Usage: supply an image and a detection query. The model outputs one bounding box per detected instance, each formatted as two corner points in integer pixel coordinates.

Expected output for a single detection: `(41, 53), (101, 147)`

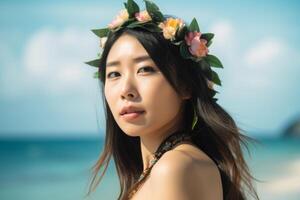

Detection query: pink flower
(135, 10), (152, 22)
(185, 32), (200, 45)
(185, 32), (209, 57)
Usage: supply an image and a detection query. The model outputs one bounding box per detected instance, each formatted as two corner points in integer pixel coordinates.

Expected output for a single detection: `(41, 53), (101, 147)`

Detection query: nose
(120, 75), (138, 101)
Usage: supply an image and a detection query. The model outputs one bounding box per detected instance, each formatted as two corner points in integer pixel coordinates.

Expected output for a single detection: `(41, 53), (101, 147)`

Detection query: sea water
(0, 135), (299, 200)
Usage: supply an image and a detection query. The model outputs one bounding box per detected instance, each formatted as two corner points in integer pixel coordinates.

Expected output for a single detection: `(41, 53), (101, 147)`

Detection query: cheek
(142, 77), (182, 125)
(104, 84), (118, 117)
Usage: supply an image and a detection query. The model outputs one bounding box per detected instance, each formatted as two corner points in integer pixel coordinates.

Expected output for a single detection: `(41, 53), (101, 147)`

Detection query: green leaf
(196, 59), (214, 81)
(205, 54), (223, 68)
(145, 0), (164, 22)
(211, 70), (222, 86)
(120, 18), (136, 28)
(212, 97), (219, 102)
(144, 0), (159, 12)
(143, 23), (162, 32)
(198, 59), (210, 72)
(180, 43), (192, 59)
(127, 0), (140, 17)
(124, 2), (128, 9)
(85, 58), (101, 68)
(191, 56), (205, 63)
(126, 21), (146, 28)
(207, 40), (212, 47)
(189, 18), (200, 32)
(111, 26), (123, 32)
(208, 89), (217, 98)
(191, 108), (198, 130)
(93, 71), (100, 79)
(91, 28), (109, 38)
(126, 21), (160, 32)
(201, 33), (214, 43)
(175, 26), (188, 41)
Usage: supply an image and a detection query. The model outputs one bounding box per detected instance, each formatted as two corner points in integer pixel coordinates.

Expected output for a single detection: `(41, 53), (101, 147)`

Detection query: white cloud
(244, 38), (284, 66)
(24, 27), (97, 84)
(208, 20), (237, 64)
(1, 27), (100, 98)
(0, 27), (105, 134)
(209, 20), (234, 48)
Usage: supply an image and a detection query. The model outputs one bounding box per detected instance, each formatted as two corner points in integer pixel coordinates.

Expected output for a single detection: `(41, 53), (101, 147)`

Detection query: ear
(182, 94), (191, 100)
(181, 89), (192, 100)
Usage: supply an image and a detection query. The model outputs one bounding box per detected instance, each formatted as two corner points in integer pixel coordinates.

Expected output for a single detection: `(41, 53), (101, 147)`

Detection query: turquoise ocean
(0, 135), (299, 200)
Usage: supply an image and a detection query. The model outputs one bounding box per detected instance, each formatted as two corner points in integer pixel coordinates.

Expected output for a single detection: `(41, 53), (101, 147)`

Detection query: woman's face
(104, 34), (188, 137)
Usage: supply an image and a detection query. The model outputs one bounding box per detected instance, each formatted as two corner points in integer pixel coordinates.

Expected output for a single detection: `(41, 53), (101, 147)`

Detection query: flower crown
(86, 0), (223, 100)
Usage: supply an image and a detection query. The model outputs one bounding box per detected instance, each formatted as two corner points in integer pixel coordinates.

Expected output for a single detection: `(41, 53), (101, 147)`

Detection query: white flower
(206, 78), (214, 89)
(108, 9), (129, 29)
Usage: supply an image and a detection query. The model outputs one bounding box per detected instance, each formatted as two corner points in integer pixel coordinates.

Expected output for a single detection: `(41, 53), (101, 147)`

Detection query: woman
(86, 1), (259, 199)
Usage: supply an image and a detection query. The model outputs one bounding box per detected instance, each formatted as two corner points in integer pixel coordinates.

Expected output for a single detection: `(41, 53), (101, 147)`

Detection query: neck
(139, 101), (188, 171)
(139, 119), (185, 171)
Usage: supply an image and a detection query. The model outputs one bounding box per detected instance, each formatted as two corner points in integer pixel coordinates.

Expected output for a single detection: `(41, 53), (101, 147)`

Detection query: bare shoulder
(150, 143), (223, 200)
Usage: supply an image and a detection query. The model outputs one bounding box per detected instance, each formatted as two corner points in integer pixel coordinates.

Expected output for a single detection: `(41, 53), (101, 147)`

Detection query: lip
(119, 105), (145, 121)
(121, 111), (145, 121)
(120, 105), (145, 115)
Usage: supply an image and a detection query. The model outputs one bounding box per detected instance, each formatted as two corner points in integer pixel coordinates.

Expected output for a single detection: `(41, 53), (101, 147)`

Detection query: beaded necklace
(127, 130), (198, 199)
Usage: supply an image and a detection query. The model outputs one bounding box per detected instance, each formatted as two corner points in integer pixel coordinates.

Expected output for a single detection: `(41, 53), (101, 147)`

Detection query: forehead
(106, 34), (149, 62)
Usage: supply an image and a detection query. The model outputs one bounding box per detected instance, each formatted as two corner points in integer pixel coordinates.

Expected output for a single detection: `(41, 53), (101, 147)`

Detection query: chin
(119, 125), (145, 138)
(124, 132), (140, 138)
(116, 118), (148, 136)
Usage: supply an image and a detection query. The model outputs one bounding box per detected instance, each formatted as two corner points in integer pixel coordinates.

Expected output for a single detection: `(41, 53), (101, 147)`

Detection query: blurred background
(0, 0), (299, 199)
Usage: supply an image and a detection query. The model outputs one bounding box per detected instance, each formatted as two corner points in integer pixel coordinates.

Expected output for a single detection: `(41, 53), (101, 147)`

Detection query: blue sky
(0, 0), (300, 138)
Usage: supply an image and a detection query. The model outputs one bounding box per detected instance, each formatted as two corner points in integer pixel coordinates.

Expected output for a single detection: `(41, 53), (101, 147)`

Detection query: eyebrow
(106, 55), (152, 67)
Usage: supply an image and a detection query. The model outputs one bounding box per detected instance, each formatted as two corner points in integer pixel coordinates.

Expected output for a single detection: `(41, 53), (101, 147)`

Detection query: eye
(138, 66), (156, 73)
(107, 71), (120, 79)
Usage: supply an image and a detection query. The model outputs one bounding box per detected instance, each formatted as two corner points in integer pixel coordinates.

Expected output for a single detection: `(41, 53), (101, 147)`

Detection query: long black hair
(87, 27), (259, 200)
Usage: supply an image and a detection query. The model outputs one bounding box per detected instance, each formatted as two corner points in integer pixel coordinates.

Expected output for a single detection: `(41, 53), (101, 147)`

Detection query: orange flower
(159, 18), (184, 40)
